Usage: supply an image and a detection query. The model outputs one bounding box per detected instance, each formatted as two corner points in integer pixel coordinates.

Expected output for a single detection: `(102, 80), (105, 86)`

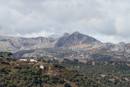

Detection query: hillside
(0, 58), (102, 87)
(49, 59), (130, 87)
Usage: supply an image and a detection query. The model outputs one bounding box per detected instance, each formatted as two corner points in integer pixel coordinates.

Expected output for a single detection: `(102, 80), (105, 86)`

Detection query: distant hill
(118, 42), (126, 46)
(125, 43), (130, 47)
(0, 36), (57, 52)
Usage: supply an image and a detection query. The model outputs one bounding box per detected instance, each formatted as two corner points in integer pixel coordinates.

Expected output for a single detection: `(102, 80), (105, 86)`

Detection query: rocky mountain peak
(0, 31), (102, 52)
(54, 31), (102, 48)
(62, 33), (70, 37)
(72, 31), (81, 36)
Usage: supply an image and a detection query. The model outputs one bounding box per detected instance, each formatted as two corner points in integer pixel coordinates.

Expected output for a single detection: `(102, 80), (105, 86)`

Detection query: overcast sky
(0, 0), (130, 43)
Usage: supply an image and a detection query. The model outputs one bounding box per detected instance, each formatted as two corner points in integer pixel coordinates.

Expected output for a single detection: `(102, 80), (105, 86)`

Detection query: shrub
(58, 78), (65, 84)
(64, 82), (71, 87)
(11, 62), (15, 66)
(12, 58), (17, 61)
(70, 66), (74, 69)
(41, 59), (46, 63)
(0, 57), (3, 61)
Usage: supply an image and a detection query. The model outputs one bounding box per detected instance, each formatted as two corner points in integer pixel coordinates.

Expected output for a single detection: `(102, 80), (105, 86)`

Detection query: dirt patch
(100, 74), (107, 77)
(124, 77), (129, 81)
(79, 60), (87, 63)
(109, 78), (115, 82)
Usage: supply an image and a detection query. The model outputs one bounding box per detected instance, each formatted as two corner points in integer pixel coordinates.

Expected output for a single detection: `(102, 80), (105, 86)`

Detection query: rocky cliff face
(54, 31), (102, 48)
(0, 36), (57, 52)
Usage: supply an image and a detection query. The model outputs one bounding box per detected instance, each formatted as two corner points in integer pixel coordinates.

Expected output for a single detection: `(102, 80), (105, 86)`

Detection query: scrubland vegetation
(0, 58), (101, 87)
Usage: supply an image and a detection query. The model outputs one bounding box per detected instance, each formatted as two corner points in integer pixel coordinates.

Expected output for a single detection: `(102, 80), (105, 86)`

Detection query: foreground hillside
(0, 58), (101, 87)
(52, 59), (130, 87)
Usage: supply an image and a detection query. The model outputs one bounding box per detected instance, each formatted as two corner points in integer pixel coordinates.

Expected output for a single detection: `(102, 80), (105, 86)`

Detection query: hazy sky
(0, 0), (130, 43)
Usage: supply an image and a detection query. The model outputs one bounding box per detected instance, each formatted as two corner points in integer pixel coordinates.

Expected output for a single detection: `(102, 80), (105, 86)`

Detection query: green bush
(58, 78), (65, 84)
(10, 62), (15, 66)
(64, 82), (71, 87)
(41, 59), (46, 63)
(70, 66), (74, 69)
(0, 57), (3, 61)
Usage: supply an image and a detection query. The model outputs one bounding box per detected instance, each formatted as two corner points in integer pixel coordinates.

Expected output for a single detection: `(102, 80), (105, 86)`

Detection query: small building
(40, 65), (44, 69)
(19, 59), (27, 61)
(30, 59), (37, 62)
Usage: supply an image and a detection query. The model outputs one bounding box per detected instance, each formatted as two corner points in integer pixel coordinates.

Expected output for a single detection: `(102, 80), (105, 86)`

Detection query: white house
(40, 65), (44, 69)
(30, 59), (37, 62)
(19, 59), (27, 61)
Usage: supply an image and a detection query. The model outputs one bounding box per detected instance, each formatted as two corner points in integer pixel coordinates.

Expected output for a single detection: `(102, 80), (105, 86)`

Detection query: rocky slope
(0, 36), (57, 52)
(55, 31), (102, 48)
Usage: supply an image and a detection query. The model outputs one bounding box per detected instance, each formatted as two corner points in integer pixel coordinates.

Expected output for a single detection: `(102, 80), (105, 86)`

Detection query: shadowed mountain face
(54, 31), (101, 48)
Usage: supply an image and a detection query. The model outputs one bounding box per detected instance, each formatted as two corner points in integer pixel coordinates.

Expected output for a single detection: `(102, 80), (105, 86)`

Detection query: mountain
(0, 36), (57, 52)
(55, 31), (102, 48)
(125, 43), (130, 47)
(1, 31), (130, 61)
(118, 42), (126, 46)
(0, 31), (102, 52)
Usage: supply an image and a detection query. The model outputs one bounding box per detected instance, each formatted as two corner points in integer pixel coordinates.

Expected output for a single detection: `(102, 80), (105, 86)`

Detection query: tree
(41, 59), (46, 63)
(0, 57), (3, 61)
(47, 59), (52, 63)
(0, 51), (13, 58)
(58, 78), (65, 84)
(64, 82), (71, 87)
(11, 62), (15, 66)
(73, 59), (78, 62)
(70, 66), (74, 69)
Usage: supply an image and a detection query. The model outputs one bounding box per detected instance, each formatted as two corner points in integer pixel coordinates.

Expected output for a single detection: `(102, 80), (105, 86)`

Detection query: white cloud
(16, 30), (54, 38)
(0, 0), (130, 43)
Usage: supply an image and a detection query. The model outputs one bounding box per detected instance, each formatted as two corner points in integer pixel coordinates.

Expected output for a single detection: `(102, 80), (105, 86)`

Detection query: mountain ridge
(54, 31), (102, 48)
(1, 31), (130, 61)
(0, 31), (102, 52)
